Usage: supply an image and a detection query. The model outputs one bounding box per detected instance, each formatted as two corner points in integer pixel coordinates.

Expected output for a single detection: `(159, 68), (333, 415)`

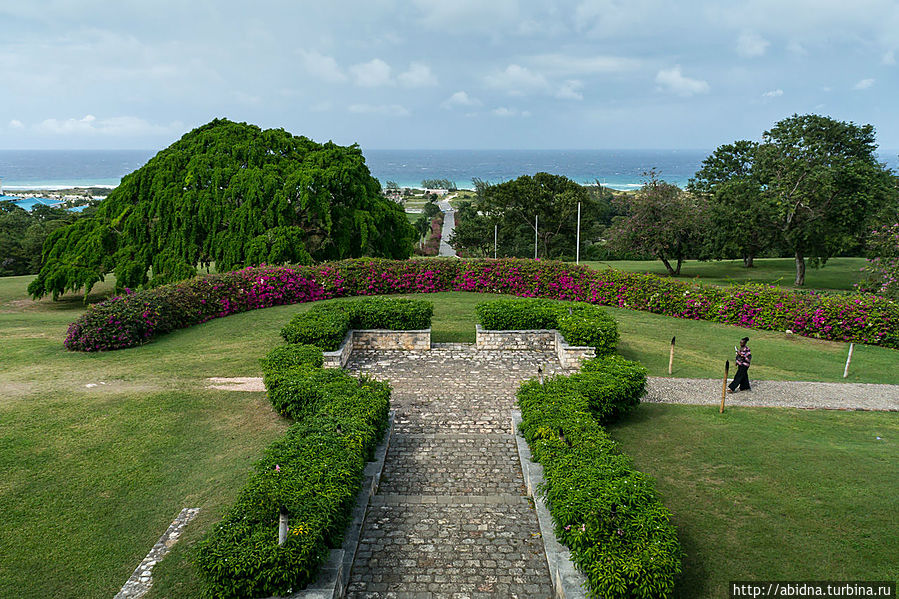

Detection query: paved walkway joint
(114, 507), (200, 599)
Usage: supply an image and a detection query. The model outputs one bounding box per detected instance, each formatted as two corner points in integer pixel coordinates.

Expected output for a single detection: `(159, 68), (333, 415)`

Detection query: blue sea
(2, 148), (898, 199)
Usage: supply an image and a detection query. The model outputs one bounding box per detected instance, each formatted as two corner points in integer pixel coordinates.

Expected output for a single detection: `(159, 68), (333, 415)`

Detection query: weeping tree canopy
(28, 119), (415, 299)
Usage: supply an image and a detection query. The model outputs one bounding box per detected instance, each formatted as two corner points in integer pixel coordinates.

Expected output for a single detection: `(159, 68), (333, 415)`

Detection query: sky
(1, 0), (897, 152)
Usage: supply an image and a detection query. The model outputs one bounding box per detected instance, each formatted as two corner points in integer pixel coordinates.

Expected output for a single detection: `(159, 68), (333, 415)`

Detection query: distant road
(437, 198), (457, 257)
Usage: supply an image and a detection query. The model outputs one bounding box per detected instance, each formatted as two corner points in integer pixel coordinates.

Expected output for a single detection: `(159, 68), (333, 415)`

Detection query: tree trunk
(794, 251), (806, 286)
(743, 255), (754, 268)
(660, 257), (676, 276)
(674, 257), (683, 275)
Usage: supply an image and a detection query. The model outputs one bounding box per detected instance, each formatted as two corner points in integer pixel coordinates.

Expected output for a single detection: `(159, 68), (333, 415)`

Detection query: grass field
(608, 404), (899, 598)
(583, 257), (867, 291)
(0, 275), (896, 598)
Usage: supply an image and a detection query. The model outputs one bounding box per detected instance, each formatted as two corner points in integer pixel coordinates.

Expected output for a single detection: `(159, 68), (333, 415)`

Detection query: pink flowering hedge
(65, 258), (899, 351)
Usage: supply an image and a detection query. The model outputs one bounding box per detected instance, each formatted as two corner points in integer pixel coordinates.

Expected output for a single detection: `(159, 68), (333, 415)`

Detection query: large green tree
(449, 173), (604, 259)
(688, 141), (781, 267)
(606, 172), (707, 275)
(28, 119), (415, 299)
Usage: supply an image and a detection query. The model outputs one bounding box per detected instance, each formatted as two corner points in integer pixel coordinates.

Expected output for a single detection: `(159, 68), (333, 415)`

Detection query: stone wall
(475, 325), (555, 351)
(476, 325), (595, 369)
(324, 330), (431, 368)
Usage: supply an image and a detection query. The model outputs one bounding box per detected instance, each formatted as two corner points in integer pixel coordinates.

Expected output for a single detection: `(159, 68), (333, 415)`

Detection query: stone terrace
(344, 345), (573, 599)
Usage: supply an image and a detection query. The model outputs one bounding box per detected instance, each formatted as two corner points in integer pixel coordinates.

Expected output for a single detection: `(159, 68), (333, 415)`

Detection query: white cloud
(762, 88), (784, 97)
(8, 119), (24, 129)
(485, 64), (549, 95)
(297, 50), (346, 83)
(787, 41), (808, 56)
(492, 107), (531, 118)
(398, 62), (438, 88)
(853, 78), (875, 90)
(655, 66), (710, 97)
(348, 103), (410, 116)
(737, 32), (770, 58)
(528, 53), (641, 75)
(441, 91), (481, 109)
(556, 80), (585, 100)
(35, 115), (181, 136)
(882, 50), (896, 65)
(310, 101), (332, 112)
(412, 0), (518, 31)
(349, 59), (393, 87)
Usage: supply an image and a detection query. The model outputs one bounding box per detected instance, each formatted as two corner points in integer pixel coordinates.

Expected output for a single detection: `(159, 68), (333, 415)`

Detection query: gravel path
(647, 377), (899, 411)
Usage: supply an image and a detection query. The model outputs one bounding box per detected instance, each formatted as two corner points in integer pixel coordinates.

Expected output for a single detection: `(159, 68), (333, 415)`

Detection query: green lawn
(607, 404), (899, 597)
(0, 276), (896, 598)
(583, 257), (867, 291)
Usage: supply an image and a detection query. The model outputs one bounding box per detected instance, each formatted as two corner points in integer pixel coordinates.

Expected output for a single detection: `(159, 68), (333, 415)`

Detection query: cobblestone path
(345, 345), (571, 599)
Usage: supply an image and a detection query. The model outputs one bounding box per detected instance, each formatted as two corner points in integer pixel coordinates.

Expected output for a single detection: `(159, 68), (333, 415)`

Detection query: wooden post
(843, 343), (854, 378)
(668, 336), (676, 375)
(278, 507), (288, 546)
(720, 360), (729, 414)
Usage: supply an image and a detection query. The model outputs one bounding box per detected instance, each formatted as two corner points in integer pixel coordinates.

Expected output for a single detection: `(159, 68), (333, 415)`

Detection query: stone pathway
(344, 346), (570, 598)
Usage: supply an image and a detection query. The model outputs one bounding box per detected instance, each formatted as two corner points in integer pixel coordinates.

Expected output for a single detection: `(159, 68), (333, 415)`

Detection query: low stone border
(115, 507), (200, 599)
(323, 330), (431, 368)
(476, 325), (595, 369)
(511, 410), (587, 599)
(276, 410), (395, 599)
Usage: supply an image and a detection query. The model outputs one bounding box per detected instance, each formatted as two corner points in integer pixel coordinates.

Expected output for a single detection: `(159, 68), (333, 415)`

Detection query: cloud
(787, 41), (808, 56)
(8, 119), (24, 130)
(412, 0), (518, 31)
(528, 53), (641, 75)
(34, 115), (182, 136)
(297, 50), (347, 83)
(485, 64), (549, 95)
(441, 91), (481, 109)
(882, 50), (896, 65)
(853, 78), (875, 90)
(556, 80), (585, 100)
(655, 66), (710, 97)
(348, 104), (410, 116)
(762, 89), (784, 97)
(492, 107), (531, 118)
(736, 32), (770, 57)
(398, 62), (438, 88)
(349, 59), (393, 87)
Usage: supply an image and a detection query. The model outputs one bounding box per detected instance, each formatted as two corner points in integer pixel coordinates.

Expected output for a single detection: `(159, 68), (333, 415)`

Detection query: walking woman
(728, 337), (752, 393)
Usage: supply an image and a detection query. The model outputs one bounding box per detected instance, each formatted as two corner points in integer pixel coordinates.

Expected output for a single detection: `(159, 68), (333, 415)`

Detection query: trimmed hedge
(476, 298), (619, 356)
(517, 356), (681, 598)
(280, 296), (434, 350)
(64, 259), (899, 351)
(194, 324), (392, 597)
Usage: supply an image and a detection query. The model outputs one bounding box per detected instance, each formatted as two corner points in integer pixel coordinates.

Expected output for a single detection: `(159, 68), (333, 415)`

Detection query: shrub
(280, 306), (351, 351)
(280, 296), (434, 350)
(195, 308), (392, 598)
(517, 359), (681, 599)
(66, 258), (899, 352)
(477, 297), (619, 356)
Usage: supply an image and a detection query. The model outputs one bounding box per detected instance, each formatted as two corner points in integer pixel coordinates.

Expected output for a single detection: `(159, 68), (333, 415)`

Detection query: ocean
(2, 148), (897, 194)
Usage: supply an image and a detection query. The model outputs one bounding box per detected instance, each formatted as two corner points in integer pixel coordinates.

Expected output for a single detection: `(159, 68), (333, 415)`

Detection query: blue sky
(1, 0), (897, 152)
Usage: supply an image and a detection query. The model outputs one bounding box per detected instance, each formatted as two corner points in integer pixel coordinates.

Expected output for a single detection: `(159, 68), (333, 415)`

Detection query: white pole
(534, 215), (538, 259)
(494, 223), (497, 259)
(843, 343), (854, 378)
(278, 508), (288, 545)
(576, 202), (581, 265)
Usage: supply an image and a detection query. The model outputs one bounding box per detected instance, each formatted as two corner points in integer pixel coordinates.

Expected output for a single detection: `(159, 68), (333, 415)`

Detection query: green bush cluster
(281, 296), (434, 351)
(517, 356), (681, 599)
(476, 298), (619, 356)
(194, 335), (391, 597)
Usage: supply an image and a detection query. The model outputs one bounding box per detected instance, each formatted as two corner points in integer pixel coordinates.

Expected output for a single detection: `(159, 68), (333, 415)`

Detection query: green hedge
(477, 298), (619, 356)
(281, 296), (434, 351)
(195, 325), (392, 597)
(517, 356), (682, 599)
